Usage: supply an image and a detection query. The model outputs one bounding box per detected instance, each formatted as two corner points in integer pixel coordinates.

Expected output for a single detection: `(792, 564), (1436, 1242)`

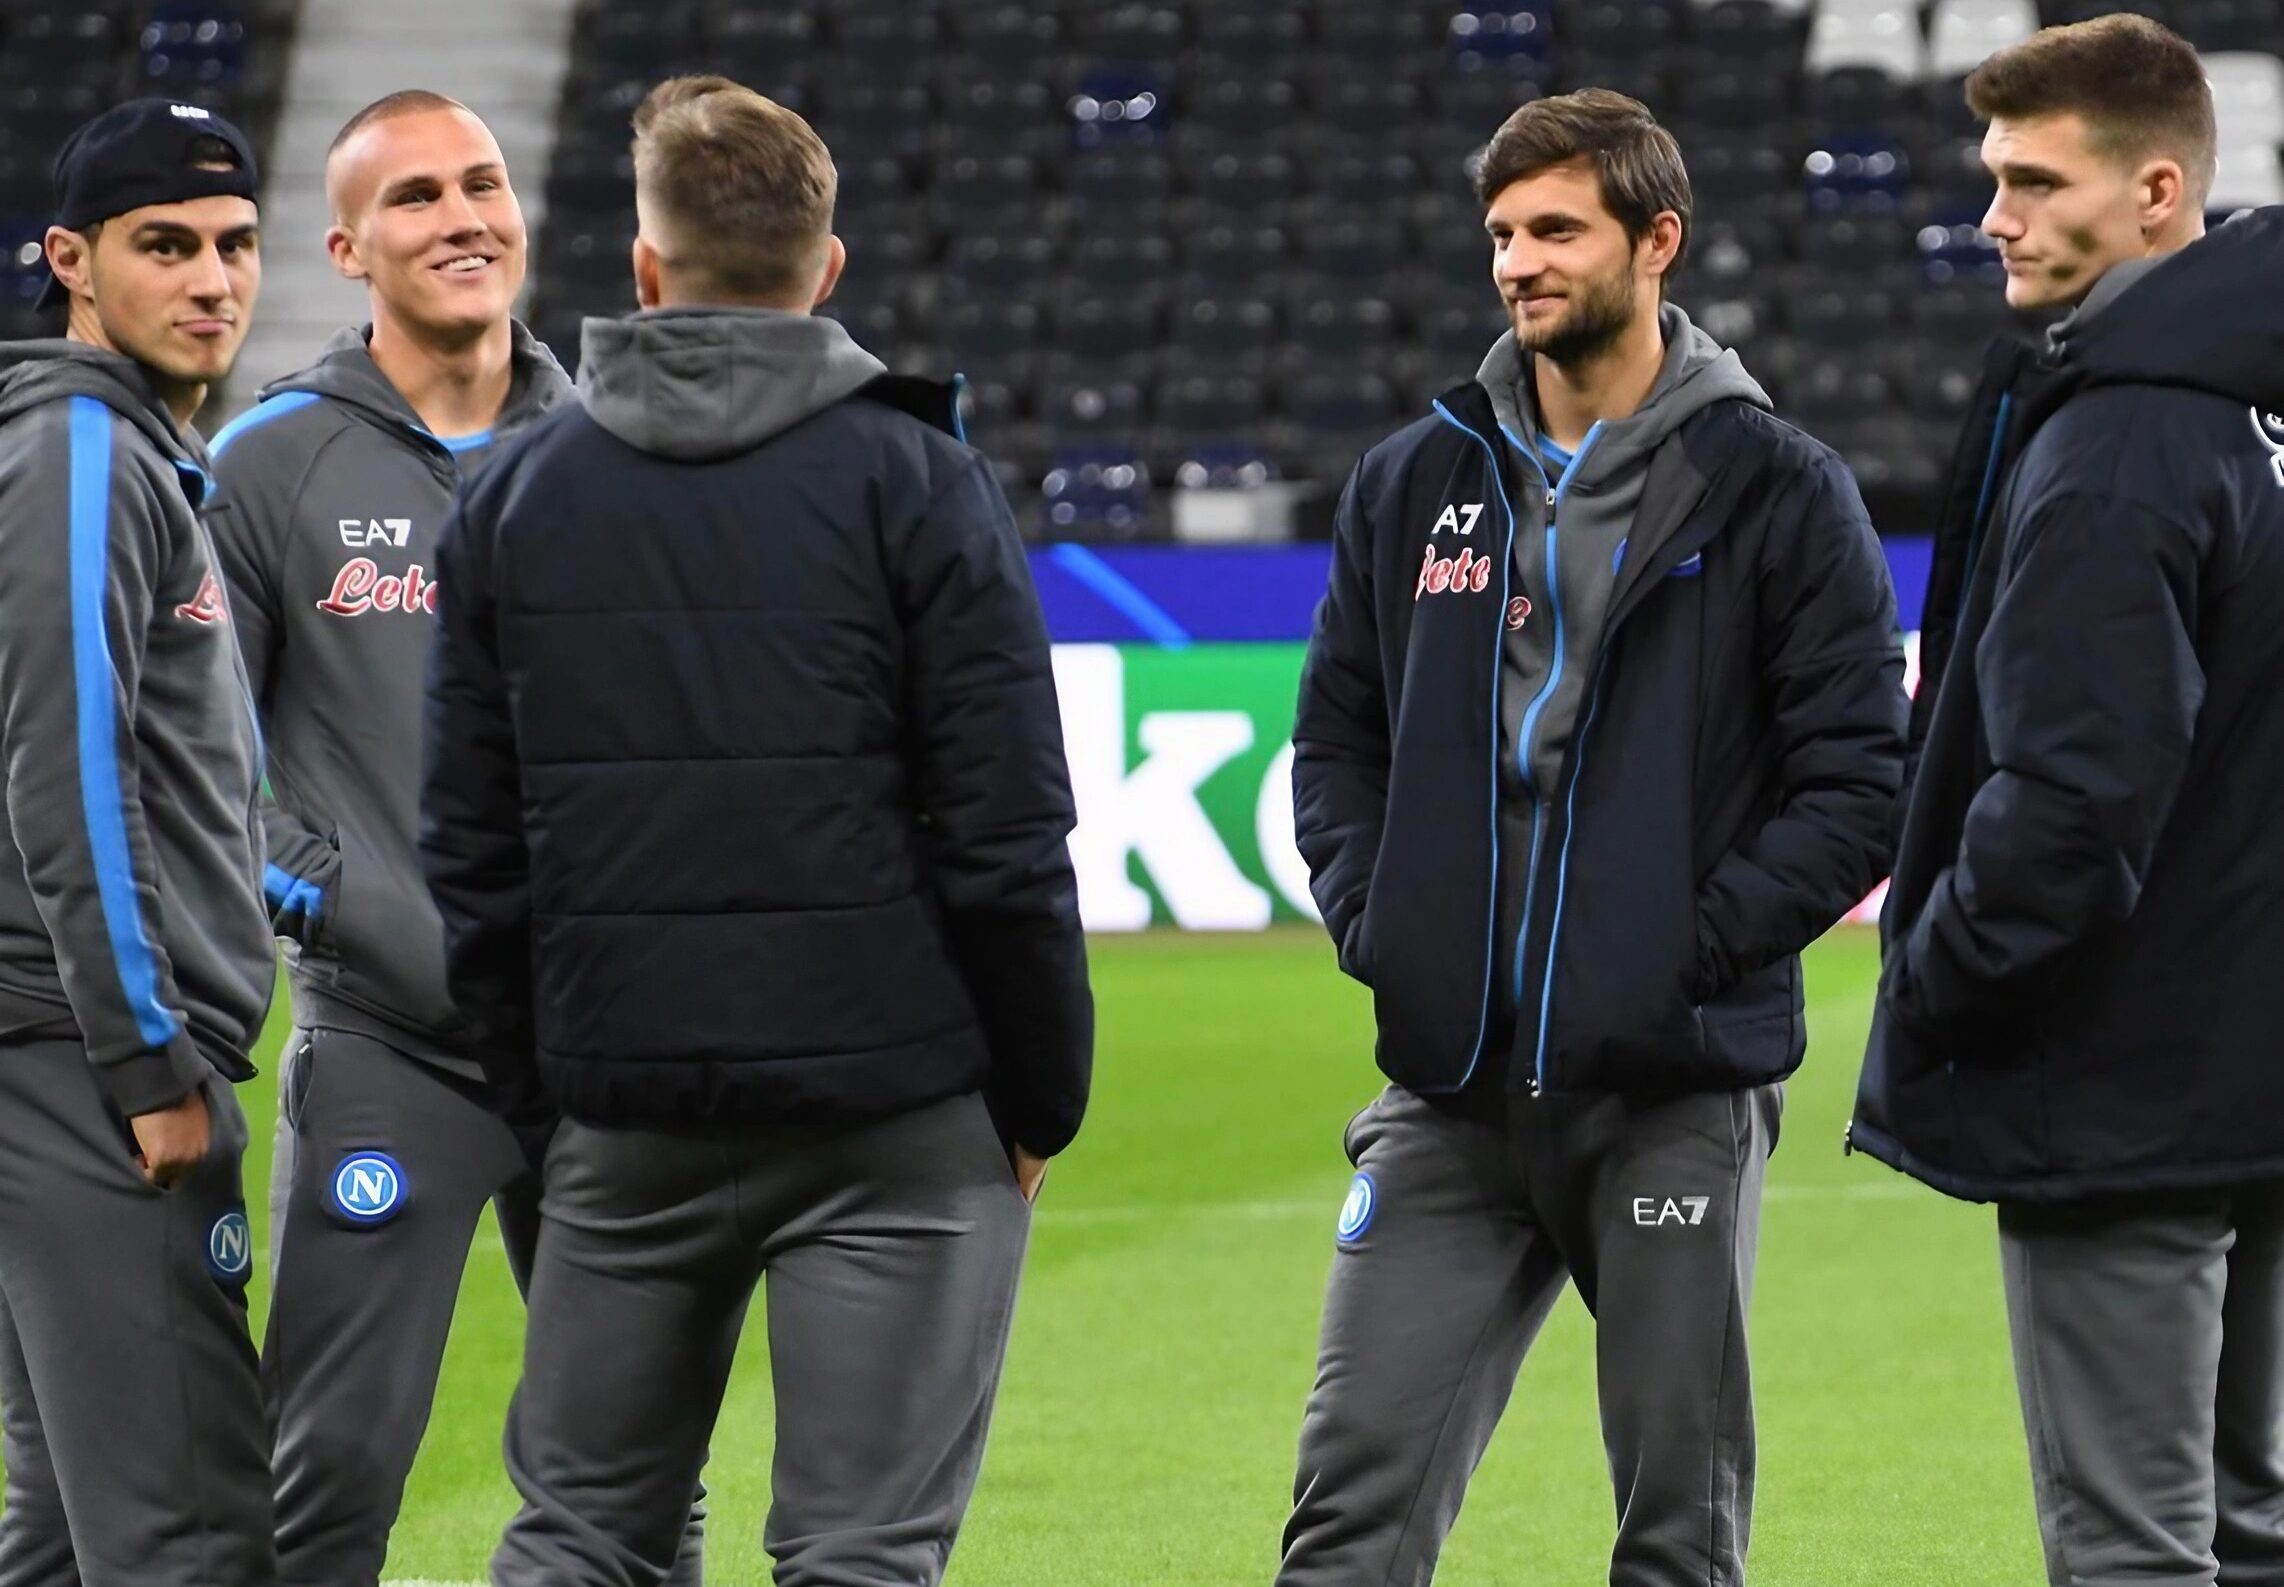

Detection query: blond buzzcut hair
(631, 75), (837, 302)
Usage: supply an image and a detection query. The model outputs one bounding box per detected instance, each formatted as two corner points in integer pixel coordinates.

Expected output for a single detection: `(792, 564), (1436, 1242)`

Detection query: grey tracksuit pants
(492, 1089), (1031, 1587)
(265, 1028), (703, 1587)
(1277, 1082), (1778, 1587)
(1999, 1184), (2284, 1587)
(0, 1036), (274, 1587)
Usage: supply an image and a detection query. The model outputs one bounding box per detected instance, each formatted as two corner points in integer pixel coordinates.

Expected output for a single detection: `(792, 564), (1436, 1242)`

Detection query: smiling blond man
(0, 99), (276, 1587)
(196, 91), (682, 1587)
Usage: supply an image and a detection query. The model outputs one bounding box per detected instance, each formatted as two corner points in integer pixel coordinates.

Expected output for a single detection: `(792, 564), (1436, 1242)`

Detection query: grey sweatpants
(265, 1027), (704, 1587)
(492, 1089), (1031, 1587)
(2000, 1184), (2284, 1587)
(0, 1035), (274, 1587)
(1277, 1082), (1778, 1587)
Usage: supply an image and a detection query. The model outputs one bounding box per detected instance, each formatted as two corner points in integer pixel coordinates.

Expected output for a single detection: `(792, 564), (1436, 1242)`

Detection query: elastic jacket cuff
(95, 1032), (208, 1118)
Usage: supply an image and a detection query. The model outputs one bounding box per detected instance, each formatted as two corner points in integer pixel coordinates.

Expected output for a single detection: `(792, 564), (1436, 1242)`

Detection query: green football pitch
(232, 926), (2044, 1586)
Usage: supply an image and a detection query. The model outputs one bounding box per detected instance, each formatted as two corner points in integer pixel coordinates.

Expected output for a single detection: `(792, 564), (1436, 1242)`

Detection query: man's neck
(64, 318), (205, 427)
(367, 310), (515, 439)
(1531, 306), (1667, 453)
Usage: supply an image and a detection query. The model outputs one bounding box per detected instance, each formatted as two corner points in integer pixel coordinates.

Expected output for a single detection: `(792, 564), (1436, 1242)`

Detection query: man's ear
(810, 235), (847, 310)
(326, 223), (366, 283)
(2135, 156), (2191, 240)
(632, 234), (663, 311)
(1639, 210), (1685, 284)
(43, 225), (95, 302)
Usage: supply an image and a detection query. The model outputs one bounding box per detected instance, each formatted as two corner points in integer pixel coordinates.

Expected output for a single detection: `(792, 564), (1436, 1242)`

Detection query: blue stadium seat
(1916, 213), (2003, 287)
(1069, 66), (1170, 150)
(1042, 444), (1153, 539)
(141, 2), (246, 91)
(1449, 3), (1558, 71)
(1805, 132), (1912, 215)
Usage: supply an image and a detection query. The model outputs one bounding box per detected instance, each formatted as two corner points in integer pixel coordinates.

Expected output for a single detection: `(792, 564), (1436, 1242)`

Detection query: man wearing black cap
(0, 100), (277, 1587)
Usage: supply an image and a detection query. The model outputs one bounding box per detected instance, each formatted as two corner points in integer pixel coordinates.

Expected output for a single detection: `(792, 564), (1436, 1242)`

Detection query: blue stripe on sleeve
(263, 864), (325, 920)
(68, 397), (180, 1049)
(208, 390), (320, 459)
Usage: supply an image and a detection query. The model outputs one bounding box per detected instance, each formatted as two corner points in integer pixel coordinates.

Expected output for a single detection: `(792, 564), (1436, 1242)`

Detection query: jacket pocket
(1697, 956), (1806, 1086)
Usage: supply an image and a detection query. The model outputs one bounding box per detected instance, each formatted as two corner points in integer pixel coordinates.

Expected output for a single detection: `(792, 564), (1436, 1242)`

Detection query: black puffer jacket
(1854, 208), (2284, 1202)
(421, 309), (1092, 1154)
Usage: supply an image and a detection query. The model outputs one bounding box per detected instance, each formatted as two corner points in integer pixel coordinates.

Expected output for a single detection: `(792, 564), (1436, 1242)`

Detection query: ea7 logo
(2253, 407), (2284, 488)
(1433, 502), (1485, 536)
(340, 517), (413, 548)
(1633, 1196), (1711, 1227)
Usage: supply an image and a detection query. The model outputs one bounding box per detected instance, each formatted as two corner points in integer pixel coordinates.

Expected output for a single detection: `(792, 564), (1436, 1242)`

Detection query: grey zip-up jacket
(0, 342), (273, 1112)
(206, 324), (571, 1076)
(1477, 304), (1776, 1087)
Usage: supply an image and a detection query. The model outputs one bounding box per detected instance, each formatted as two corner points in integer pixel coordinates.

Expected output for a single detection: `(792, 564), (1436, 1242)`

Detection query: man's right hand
(130, 1087), (212, 1188)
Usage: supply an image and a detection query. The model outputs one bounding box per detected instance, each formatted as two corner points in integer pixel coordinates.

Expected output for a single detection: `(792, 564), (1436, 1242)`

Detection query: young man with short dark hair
(0, 98), (276, 1587)
(1853, 18), (2284, 1583)
(1279, 89), (1906, 1586)
(421, 76), (1091, 1587)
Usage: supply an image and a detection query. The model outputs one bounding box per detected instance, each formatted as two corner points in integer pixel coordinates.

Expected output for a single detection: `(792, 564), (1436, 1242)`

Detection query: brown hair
(328, 89), (471, 159)
(1966, 16), (2216, 204)
(631, 75), (837, 302)
(1473, 88), (1692, 282)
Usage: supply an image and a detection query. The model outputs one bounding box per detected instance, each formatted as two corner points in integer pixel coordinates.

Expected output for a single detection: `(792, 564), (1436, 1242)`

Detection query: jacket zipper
(1429, 400), (1524, 1087)
(1497, 421), (1604, 1093)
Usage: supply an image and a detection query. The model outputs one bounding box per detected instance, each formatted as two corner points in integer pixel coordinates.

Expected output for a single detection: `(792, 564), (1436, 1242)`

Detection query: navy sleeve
(1292, 461), (1391, 981)
(418, 475), (542, 1123)
(1695, 454), (1908, 996)
(893, 453), (1093, 1156)
(1888, 491), (2205, 1031)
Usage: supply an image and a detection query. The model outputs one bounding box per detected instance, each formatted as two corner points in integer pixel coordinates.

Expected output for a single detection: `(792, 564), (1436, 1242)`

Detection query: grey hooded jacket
(0, 342), (273, 1112)
(206, 323), (571, 1076)
(1476, 304), (1777, 1089)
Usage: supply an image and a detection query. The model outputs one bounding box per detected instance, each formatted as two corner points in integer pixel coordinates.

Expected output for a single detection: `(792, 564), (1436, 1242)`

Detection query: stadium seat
(1915, 210), (2002, 286)
(946, 4), (1067, 74)
(1154, 372), (1270, 434)
(944, 232), (1059, 296)
(1169, 295), (1283, 370)
(141, 1), (247, 92)
(1192, 151), (1299, 214)
(1186, 75), (1300, 143)
(1069, 66), (1170, 149)
(1567, 0), (1685, 57)
(1041, 444), (1153, 539)
(1068, 233), (1180, 293)
(1192, 8), (1307, 64)
(1449, 3), (1559, 71)
(1296, 220), (1407, 283)
(1805, 0), (1928, 81)
(1318, 1), (1443, 57)
(1805, 132), (1913, 214)
(1927, 0), (2039, 78)
(2211, 144), (2284, 210)
(1286, 297), (1401, 358)
(2208, 52), (2284, 148)
(1181, 222), (1293, 291)
(1069, 4), (1187, 62)
(2172, 0), (2284, 49)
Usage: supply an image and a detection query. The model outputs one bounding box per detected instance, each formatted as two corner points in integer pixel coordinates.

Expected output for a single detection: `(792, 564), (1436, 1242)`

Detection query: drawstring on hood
(576, 308), (888, 462)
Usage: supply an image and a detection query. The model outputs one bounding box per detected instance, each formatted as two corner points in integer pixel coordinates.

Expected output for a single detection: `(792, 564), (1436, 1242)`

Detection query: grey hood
(1478, 300), (1771, 483)
(576, 308), (887, 462)
(263, 320), (572, 446)
(0, 340), (207, 471)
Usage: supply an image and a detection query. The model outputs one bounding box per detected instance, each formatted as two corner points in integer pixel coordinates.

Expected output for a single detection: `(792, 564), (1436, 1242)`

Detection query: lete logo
(1417, 544), (1493, 600)
(318, 558), (438, 616)
(174, 570), (226, 625)
(2254, 407), (2284, 488)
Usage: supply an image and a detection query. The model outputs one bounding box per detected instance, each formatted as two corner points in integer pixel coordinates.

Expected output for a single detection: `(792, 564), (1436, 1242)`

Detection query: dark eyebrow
(380, 173), (440, 204)
(462, 161), (505, 182)
(1488, 210), (1593, 235)
(1994, 161), (2068, 186)
(129, 221), (201, 245)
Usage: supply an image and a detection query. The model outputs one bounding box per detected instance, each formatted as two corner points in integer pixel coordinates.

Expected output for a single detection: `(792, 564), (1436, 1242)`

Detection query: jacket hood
(575, 308), (888, 462)
(1477, 300), (1770, 481)
(2045, 205), (2284, 416)
(0, 340), (205, 469)
(261, 320), (574, 441)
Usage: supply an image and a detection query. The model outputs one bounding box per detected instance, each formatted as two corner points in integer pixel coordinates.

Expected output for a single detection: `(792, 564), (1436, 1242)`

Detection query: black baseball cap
(38, 98), (260, 310)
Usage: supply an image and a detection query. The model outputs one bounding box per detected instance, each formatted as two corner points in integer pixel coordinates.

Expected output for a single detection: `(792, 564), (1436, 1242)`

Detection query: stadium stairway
(223, 0), (580, 416)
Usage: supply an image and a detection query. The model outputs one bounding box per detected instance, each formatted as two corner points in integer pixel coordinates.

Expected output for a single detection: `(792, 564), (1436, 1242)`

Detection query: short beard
(1517, 266), (1637, 370)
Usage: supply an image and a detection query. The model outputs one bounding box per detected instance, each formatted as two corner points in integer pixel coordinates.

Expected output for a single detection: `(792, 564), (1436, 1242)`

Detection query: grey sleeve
(208, 441), (339, 943)
(0, 397), (206, 1115)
